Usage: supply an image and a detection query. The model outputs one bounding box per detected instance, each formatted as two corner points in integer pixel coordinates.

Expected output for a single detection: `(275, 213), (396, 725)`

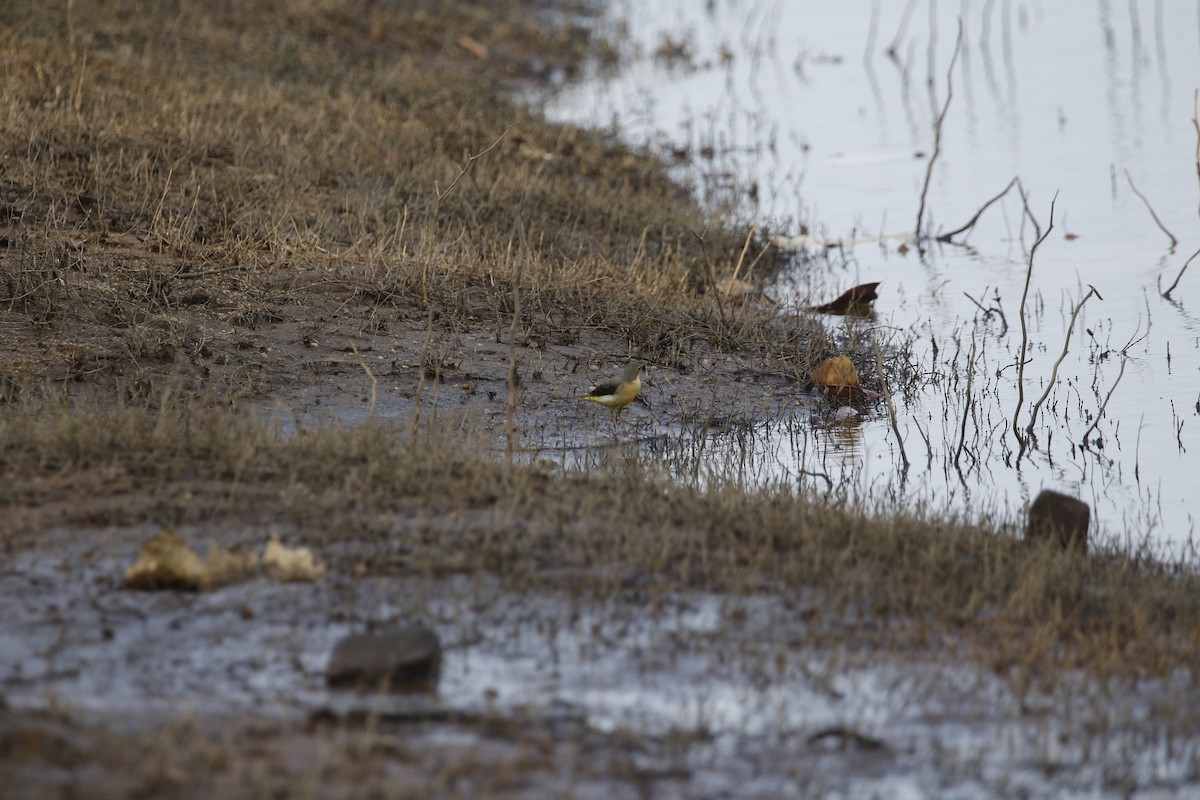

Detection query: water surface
(544, 0), (1200, 555)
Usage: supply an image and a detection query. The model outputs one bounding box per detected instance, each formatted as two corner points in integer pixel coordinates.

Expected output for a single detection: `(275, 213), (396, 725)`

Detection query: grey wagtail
(582, 362), (642, 422)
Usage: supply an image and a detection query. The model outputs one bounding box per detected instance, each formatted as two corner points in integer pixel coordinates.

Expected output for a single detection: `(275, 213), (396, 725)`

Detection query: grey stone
(327, 626), (441, 692)
(1026, 490), (1090, 553)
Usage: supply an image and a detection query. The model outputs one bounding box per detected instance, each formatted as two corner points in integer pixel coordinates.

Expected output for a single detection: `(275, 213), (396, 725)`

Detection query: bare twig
(506, 226), (525, 461)
(172, 265), (251, 280)
(954, 329), (976, 470)
(938, 176), (1042, 244)
(691, 227), (727, 326)
(1162, 244), (1199, 299)
(1193, 88), (1199, 218)
(352, 345), (378, 422)
(731, 225), (757, 282)
(1080, 353), (1127, 449)
(1125, 168), (1178, 249)
(1013, 193), (1057, 452)
(938, 177), (1018, 242)
(724, 225), (763, 284)
(1026, 284), (1102, 439)
(916, 18), (963, 241)
(872, 340), (909, 471)
(1014, 177), (1042, 241)
(435, 123), (516, 203)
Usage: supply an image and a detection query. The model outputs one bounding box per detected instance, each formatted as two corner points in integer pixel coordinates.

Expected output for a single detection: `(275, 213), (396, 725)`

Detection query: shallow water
(542, 0), (1200, 556)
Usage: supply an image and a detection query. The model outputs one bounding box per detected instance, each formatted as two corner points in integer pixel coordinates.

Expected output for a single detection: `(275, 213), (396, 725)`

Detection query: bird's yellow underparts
(583, 362), (642, 422)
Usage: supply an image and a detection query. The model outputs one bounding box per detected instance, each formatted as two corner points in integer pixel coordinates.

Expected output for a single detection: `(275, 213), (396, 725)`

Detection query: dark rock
(1026, 490), (1090, 553)
(327, 626), (441, 692)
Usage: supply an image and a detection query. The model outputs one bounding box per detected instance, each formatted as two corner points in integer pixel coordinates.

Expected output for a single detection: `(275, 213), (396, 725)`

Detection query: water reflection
(543, 0), (1200, 555)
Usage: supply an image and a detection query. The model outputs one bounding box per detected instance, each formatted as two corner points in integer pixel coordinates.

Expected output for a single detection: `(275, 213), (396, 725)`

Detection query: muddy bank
(5, 526), (1200, 798)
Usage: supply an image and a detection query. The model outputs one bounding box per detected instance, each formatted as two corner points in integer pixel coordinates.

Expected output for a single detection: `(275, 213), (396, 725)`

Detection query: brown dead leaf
(262, 536), (324, 582)
(812, 356), (860, 399)
(123, 529), (210, 591)
(812, 356), (879, 401)
(810, 282), (881, 315)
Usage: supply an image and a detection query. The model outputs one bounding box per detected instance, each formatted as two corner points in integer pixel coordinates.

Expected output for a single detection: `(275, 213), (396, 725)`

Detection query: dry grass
(1, 0), (1195, 706)
(1, 0), (826, 401)
(2, 395), (1198, 681)
(0, 705), (612, 799)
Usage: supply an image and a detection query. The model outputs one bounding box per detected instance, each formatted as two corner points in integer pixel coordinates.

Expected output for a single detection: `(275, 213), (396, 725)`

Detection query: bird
(582, 362), (642, 423)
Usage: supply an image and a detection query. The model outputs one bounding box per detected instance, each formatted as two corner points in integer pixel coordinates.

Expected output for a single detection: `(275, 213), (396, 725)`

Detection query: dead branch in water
(1026, 284), (1103, 441)
(1080, 353), (1127, 450)
(915, 18), (963, 242)
(1014, 178), (1042, 242)
(954, 329), (977, 470)
(938, 176), (1041, 243)
(1125, 168), (1178, 249)
(1162, 245), (1199, 299)
(1013, 193), (1057, 453)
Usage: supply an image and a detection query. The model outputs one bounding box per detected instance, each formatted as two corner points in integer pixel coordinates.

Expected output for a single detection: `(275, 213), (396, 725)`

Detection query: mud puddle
(4, 526), (1199, 797)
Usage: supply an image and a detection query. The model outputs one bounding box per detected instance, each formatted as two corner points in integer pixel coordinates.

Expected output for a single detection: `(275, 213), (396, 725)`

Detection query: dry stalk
(1193, 88), (1199, 218)
(410, 306), (435, 435)
(691, 227), (728, 327)
(731, 225), (757, 282)
(1080, 353), (1127, 449)
(1162, 244), (1199, 300)
(1014, 178), (1042, 241)
(352, 345), (378, 422)
(72, 50), (87, 114)
(1013, 193), (1057, 452)
(915, 18), (963, 241)
(954, 329), (976, 469)
(939, 177), (1018, 243)
(872, 340), (909, 472)
(1026, 284), (1102, 440)
(435, 123), (515, 204)
(938, 176), (1040, 243)
(1124, 168), (1177, 249)
(506, 228), (525, 462)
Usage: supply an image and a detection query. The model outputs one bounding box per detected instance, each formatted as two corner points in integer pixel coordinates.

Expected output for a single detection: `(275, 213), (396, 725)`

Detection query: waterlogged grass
(2, 397), (1198, 681)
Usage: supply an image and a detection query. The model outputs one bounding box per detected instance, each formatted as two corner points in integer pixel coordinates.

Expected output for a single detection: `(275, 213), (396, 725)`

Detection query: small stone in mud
(327, 627), (441, 692)
(1026, 490), (1090, 553)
